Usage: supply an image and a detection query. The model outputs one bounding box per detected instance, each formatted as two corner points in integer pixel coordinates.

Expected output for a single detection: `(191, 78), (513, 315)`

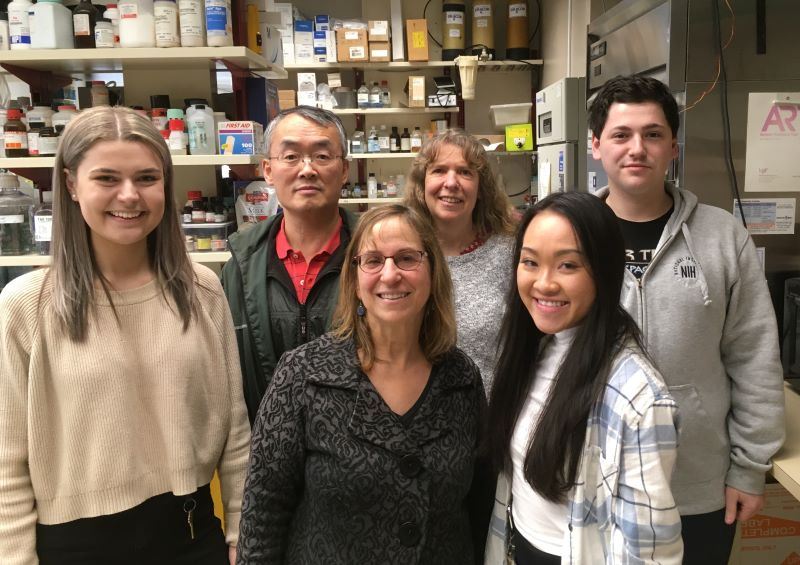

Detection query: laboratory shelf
(284, 60), (543, 72)
(333, 107), (459, 115)
(0, 47), (287, 79)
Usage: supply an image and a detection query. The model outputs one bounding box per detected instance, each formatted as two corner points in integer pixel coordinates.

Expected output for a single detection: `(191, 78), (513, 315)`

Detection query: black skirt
(36, 484), (228, 565)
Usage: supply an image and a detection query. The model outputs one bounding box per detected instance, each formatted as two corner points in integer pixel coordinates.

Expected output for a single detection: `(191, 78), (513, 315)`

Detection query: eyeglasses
(353, 250), (427, 274)
(268, 152), (344, 168)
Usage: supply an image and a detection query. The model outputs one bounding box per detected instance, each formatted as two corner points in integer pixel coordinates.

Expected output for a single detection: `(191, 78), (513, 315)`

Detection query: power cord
(712, 0), (747, 229)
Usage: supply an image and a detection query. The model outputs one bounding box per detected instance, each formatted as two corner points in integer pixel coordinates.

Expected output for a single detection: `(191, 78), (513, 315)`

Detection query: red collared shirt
(276, 216), (343, 304)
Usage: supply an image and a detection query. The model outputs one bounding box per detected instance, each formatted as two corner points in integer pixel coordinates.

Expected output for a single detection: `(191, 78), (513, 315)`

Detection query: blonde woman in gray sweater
(405, 130), (516, 392)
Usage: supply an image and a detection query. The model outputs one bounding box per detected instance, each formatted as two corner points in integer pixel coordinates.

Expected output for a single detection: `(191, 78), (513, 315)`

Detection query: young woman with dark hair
(485, 192), (682, 564)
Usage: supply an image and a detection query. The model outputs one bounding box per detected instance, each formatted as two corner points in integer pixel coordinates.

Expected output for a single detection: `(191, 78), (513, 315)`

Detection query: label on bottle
(27, 131), (39, 155)
(119, 2), (139, 19)
(476, 19), (489, 28)
(367, 138), (380, 153)
(509, 3), (527, 17)
(155, 7), (178, 43)
(357, 92), (369, 105)
(9, 10), (31, 44)
(73, 14), (91, 36)
(445, 12), (464, 25)
(378, 136), (390, 151)
(448, 28), (461, 38)
(400, 137), (411, 151)
(179, 1), (203, 38)
(168, 132), (186, 151)
(474, 5), (492, 17)
(3, 131), (27, 150)
(411, 137), (422, 149)
(369, 92), (381, 105)
(206, 4), (227, 33)
(0, 215), (24, 224)
(350, 140), (362, 152)
(390, 138), (399, 152)
(95, 25), (115, 47)
(34, 215), (52, 242)
(38, 135), (60, 155)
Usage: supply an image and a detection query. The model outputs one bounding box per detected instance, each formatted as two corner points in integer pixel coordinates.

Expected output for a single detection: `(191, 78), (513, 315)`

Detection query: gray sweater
(446, 234), (515, 393)
(597, 184), (785, 515)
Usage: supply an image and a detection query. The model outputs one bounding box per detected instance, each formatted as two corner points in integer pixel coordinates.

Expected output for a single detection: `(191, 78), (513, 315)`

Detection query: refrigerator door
(537, 143), (576, 200)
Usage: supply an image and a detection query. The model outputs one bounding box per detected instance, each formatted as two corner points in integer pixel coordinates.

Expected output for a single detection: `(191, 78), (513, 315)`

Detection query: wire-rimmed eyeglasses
(352, 250), (428, 274)
(268, 152), (344, 168)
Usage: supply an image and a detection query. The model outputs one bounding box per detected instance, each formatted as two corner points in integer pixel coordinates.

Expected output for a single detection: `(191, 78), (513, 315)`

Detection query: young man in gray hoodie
(588, 75), (784, 565)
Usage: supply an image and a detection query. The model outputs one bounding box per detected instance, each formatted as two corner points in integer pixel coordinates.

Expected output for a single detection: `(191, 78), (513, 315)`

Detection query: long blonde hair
(404, 129), (515, 237)
(49, 106), (197, 341)
(331, 205), (457, 370)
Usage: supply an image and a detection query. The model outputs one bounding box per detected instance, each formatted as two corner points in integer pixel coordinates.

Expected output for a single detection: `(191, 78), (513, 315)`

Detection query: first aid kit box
(218, 121), (264, 155)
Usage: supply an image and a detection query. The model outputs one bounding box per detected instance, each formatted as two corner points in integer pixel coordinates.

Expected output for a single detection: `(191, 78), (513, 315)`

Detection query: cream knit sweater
(0, 264), (250, 565)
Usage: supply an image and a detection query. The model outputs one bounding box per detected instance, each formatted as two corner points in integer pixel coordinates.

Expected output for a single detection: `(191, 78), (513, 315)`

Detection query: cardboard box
(369, 41), (391, 62)
(729, 484), (800, 565)
(505, 124), (534, 151)
(403, 76), (426, 108)
(294, 43), (314, 64)
(406, 19), (428, 61)
(218, 121), (264, 155)
(368, 20), (389, 42)
(336, 28), (368, 62)
(314, 15), (330, 31)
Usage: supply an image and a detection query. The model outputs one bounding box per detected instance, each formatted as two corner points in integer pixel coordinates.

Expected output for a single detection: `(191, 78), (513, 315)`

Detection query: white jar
(27, 105), (54, 127)
(103, 4), (120, 46)
(31, 0), (74, 49)
(8, 0), (33, 49)
(205, 0), (232, 47)
(178, 0), (203, 46)
(154, 0), (178, 47)
(118, 0), (155, 48)
(95, 17), (114, 47)
(52, 104), (77, 130)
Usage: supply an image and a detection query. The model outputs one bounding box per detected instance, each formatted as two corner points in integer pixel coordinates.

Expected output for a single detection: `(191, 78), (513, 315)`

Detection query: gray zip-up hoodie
(596, 183), (785, 515)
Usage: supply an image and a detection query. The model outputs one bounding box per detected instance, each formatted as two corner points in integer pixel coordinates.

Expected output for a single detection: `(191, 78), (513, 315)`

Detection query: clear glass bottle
(367, 173), (378, 199)
(369, 82), (382, 108)
(0, 171), (33, 255)
(367, 125), (380, 153)
(410, 126), (423, 153)
(32, 189), (53, 255)
(380, 80), (391, 107)
(356, 84), (370, 109)
(386, 175), (398, 198)
(351, 183), (362, 199)
(378, 124), (390, 153)
(350, 129), (365, 154)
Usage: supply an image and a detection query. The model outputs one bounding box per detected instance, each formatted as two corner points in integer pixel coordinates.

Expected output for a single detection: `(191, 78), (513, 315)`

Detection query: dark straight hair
(587, 74), (680, 138)
(487, 192), (644, 502)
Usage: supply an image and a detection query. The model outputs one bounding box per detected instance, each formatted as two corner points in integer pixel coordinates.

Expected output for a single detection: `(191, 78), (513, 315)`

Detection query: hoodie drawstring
(680, 223), (712, 307)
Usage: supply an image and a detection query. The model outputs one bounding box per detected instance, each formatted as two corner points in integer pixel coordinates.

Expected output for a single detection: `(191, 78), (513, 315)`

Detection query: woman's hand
(228, 544), (236, 565)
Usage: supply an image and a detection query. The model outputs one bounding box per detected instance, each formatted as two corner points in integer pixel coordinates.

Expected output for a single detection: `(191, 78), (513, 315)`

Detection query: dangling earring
(357, 302), (366, 317)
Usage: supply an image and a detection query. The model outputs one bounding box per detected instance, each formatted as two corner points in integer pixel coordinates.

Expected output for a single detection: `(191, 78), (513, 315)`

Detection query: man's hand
(229, 544), (236, 565)
(724, 486), (764, 524)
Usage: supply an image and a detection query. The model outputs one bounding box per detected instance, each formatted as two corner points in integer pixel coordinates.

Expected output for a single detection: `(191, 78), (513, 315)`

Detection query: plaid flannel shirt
(563, 345), (683, 564)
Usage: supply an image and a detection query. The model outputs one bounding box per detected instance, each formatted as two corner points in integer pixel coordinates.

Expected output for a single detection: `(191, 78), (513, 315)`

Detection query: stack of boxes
(263, 1), (430, 64)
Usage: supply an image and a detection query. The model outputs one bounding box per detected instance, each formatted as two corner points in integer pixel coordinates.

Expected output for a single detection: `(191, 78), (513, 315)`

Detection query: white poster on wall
(745, 92), (800, 192)
(732, 198), (796, 235)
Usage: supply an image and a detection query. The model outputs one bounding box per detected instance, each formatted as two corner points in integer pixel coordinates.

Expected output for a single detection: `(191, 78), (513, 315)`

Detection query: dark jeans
(681, 508), (737, 565)
(512, 526), (561, 565)
(36, 484), (228, 565)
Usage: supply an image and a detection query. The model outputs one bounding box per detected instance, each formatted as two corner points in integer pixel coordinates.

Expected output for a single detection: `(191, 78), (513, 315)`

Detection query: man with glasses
(222, 106), (357, 423)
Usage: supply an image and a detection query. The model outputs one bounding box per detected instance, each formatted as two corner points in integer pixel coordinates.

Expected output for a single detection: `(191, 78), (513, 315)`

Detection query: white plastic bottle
(154, 0), (178, 47)
(186, 103), (215, 155)
(178, 0), (204, 46)
(119, 0), (156, 48)
(367, 173), (378, 199)
(95, 17), (114, 47)
(52, 104), (78, 130)
(205, 0), (232, 47)
(31, 0), (74, 49)
(8, 0), (33, 50)
(168, 118), (187, 155)
(103, 4), (120, 46)
(0, 13), (9, 50)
